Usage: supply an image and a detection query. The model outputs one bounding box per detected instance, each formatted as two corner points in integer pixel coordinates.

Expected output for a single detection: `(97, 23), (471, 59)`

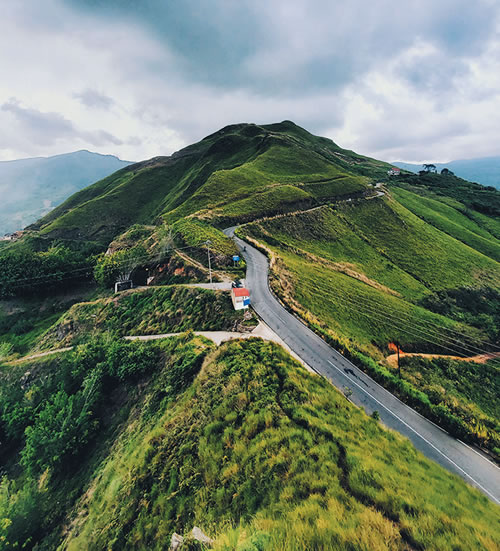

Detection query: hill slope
(1, 122), (499, 549)
(0, 150), (131, 236)
(1, 337), (498, 550)
(29, 121), (385, 244)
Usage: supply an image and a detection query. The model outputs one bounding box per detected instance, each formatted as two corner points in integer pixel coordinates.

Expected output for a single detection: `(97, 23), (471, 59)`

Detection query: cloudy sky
(1, 0), (499, 163)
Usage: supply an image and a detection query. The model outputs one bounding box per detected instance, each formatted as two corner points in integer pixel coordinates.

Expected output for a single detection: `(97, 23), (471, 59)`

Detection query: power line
(338, 284), (500, 353)
(333, 286), (500, 358)
(318, 290), (500, 366)
(1, 242), (207, 288)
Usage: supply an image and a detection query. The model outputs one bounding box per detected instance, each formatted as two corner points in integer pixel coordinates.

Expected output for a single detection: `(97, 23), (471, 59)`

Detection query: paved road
(224, 226), (500, 504)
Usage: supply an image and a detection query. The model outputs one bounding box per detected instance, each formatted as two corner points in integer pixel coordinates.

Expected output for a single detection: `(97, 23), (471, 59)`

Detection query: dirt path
(386, 351), (500, 368)
(123, 321), (314, 372)
(8, 322), (313, 373)
(9, 346), (74, 364)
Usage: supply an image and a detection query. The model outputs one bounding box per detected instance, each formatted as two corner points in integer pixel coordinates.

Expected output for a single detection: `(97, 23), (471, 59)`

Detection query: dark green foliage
(40, 286), (251, 349)
(349, 351), (500, 454)
(93, 245), (147, 287)
(57, 339), (500, 550)
(0, 335), (206, 549)
(0, 477), (48, 550)
(22, 387), (100, 475)
(0, 243), (92, 298)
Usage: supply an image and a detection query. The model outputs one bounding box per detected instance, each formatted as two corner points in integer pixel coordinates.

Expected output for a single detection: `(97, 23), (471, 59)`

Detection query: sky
(1, 0), (499, 164)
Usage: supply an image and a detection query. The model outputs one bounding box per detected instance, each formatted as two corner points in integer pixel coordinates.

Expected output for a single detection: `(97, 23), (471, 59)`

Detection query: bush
(21, 386), (100, 475)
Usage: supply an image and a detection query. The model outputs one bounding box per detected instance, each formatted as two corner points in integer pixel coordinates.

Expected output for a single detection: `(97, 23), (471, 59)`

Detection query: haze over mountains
(0, 150), (132, 236)
(394, 157), (500, 189)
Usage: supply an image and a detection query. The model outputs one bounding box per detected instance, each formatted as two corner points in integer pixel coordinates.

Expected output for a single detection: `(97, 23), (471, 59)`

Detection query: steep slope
(240, 170), (500, 455)
(1, 337), (498, 550)
(28, 121), (379, 244)
(0, 150), (131, 235)
(1, 121), (500, 550)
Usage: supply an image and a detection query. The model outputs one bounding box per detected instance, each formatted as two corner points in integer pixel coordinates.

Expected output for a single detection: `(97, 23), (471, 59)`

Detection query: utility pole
(206, 240), (212, 284)
(397, 342), (401, 377)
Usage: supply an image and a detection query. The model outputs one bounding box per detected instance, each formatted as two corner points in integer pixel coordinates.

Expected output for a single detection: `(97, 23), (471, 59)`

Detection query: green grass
(249, 206), (428, 301)
(27, 122), (372, 247)
(212, 184), (313, 223)
(301, 175), (367, 199)
(261, 245), (481, 354)
(172, 218), (238, 256)
(38, 286), (254, 350)
(58, 338), (500, 551)
(0, 286), (97, 356)
(391, 187), (500, 261)
(342, 197), (500, 291)
(241, 195), (500, 453)
(400, 354), (500, 421)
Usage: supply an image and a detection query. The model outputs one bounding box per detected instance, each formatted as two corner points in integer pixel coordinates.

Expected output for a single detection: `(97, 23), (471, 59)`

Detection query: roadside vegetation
(55, 339), (500, 550)
(241, 189), (500, 456)
(38, 286), (256, 350)
(2, 337), (497, 550)
(1, 121), (500, 549)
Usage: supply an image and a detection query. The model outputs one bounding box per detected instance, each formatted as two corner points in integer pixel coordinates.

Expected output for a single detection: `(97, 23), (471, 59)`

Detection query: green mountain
(0, 150), (132, 236)
(29, 121), (385, 244)
(1, 122), (499, 550)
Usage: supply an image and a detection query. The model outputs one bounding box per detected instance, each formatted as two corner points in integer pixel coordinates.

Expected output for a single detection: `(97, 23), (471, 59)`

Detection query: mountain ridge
(0, 150), (132, 236)
(393, 156), (500, 189)
(1, 120), (499, 550)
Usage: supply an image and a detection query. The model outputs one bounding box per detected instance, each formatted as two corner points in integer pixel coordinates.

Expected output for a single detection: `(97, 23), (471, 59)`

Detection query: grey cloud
(2, 100), (76, 145)
(81, 129), (123, 146)
(64, 0), (498, 96)
(74, 88), (115, 109)
(1, 99), (122, 148)
(398, 54), (470, 97)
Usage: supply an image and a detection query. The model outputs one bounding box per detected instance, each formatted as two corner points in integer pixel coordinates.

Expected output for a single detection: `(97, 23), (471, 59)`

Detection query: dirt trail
(8, 322), (314, 373)
(9, 347), (74, 364)
(386, 351), (500, 367)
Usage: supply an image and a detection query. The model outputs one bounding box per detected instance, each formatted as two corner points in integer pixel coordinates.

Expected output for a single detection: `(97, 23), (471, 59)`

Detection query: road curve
(224, 226), (500, 504)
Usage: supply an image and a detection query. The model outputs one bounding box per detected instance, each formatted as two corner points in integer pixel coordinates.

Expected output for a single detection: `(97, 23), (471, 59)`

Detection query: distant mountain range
(394, 157), (500, 189)
(0, 150), (132, 235)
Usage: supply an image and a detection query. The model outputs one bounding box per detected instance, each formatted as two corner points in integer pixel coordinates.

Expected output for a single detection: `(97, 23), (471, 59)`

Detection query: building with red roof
(231, 287), (251, 310)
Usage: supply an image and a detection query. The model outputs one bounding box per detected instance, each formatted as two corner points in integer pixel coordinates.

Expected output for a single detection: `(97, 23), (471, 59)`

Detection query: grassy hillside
(38, 286), (256, 350)
(27, 122), (375, 246)
(1, 121), (499, 549)
(1, 337), (498, 550)
(391, 186), (500, 261)
(240, 191), (500, 453)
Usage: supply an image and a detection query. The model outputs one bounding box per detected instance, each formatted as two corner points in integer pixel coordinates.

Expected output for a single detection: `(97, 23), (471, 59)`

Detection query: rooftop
(232, 287), (250, 297)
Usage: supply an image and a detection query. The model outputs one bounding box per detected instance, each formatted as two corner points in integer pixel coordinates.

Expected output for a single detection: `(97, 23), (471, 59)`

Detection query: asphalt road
(224, 226), (500, 504)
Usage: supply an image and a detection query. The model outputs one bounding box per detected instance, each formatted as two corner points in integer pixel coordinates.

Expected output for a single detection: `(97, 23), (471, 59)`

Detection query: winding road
(224, 226), (500, 504)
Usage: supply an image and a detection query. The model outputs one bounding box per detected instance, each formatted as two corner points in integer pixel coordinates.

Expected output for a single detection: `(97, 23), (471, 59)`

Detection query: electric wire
(2, 242), (208, 288)
(320, 290), (500, 366)
(332, 286), (500, 360)
(337, 283), (500, 353)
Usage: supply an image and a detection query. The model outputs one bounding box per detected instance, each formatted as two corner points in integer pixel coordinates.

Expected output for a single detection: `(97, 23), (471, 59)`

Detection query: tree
(93, 245), (147, 287)
(21, 385), (100, 475)
(422, 163), (437, 173)
(440, 168), (454, 176)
